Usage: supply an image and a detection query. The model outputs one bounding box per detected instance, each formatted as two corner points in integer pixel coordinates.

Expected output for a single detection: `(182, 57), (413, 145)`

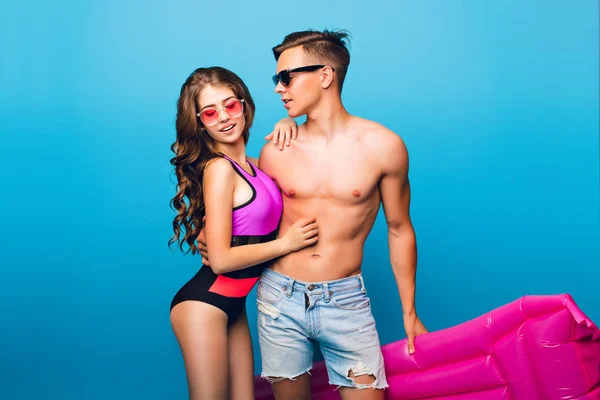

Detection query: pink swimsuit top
(201, 155), (283, 299)
(222, 155), (283, 238)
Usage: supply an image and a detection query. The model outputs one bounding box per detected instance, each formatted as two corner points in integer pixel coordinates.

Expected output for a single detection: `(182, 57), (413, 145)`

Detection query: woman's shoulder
(203, 157), (235, 179)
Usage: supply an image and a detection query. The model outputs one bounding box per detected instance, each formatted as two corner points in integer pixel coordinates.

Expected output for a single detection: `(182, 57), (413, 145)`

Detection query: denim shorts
(256, 268), (388, 390)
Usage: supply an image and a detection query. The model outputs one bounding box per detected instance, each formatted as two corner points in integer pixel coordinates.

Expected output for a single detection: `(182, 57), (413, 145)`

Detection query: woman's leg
(171, 301), (229, 400)
(227, 307), (256, 400)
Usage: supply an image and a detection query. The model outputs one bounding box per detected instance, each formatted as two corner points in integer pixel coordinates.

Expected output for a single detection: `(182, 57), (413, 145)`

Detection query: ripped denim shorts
(256, 268), (388, 390)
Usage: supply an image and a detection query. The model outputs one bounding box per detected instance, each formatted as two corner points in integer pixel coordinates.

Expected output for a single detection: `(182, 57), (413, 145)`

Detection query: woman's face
(197, 85), (246, 145)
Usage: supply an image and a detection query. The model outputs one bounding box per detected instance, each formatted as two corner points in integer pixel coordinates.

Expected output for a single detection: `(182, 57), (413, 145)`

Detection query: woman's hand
(264, 117), (298, 150)
(282, 217), (318, 252)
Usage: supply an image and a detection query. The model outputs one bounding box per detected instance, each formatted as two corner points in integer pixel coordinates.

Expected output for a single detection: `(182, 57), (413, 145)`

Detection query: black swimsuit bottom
(170, 231), (277, 325)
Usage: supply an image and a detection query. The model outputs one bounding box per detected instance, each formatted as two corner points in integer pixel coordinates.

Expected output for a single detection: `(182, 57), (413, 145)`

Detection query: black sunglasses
(272, 65), (335, 86)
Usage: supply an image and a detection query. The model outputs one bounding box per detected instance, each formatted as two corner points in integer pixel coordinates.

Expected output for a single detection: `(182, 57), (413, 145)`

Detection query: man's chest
(270, 149), (381, 202)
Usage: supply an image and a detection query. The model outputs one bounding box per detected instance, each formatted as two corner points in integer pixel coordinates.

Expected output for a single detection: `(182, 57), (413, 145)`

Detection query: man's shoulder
(352, 116), (406, 153)
(259, 141), (285, 160)
(259, 122), (307, 164)
(258, 139), (289, 172)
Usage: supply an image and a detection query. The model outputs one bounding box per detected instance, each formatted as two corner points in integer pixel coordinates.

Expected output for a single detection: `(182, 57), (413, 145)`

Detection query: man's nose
(274, 81), (285, 94)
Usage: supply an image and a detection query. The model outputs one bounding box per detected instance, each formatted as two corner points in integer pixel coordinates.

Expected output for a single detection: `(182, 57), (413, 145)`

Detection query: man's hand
(403, 313), (427, 355)
(197, 217), (209, 266)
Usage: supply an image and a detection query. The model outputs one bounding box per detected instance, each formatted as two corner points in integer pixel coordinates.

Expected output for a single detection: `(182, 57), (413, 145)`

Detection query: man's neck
(304, 97), (351, 140)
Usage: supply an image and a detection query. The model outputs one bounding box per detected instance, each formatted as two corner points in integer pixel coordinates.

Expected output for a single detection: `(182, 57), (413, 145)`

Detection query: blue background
(2, 1), (598, 399)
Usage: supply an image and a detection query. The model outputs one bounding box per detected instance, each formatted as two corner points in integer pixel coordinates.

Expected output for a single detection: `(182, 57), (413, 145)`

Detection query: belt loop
(286, 278), (295, 297)
(358, 275), (366, 294)
(323, 282), (330, 302)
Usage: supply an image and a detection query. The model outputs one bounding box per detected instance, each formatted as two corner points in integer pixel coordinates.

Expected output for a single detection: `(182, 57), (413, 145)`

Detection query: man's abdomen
(270, 198), (379, 281)
(270, 240), (366, 281)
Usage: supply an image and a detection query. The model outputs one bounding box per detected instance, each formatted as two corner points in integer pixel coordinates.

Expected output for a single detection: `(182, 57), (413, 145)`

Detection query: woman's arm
(203, 158), (317, 274)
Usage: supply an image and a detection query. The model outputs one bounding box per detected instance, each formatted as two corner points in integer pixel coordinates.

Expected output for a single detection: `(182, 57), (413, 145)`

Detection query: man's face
(274, 46), (324, 118)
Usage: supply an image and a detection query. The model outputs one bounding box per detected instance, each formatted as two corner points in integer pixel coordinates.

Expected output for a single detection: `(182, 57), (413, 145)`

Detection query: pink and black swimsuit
(170, 155), (283, 325)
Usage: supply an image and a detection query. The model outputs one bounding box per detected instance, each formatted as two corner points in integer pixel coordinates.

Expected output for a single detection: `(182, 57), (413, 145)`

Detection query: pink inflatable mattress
(254, 294), (600, 399)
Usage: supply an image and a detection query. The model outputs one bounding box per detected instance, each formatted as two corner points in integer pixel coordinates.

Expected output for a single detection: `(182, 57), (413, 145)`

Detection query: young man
(256, 29), (427, 400)
(201, 29), (427, 400)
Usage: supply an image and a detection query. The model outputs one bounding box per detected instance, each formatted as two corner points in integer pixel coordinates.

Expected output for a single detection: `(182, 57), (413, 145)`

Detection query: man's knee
(338, 363), (385, 399)
(347, 370), (376, 387)
(270, 380), (311, 400)
(263, 375), (288, 384)
(345, 362), (379, 389)
(267, 371), (311, 400)
(265, 370), (311, 385)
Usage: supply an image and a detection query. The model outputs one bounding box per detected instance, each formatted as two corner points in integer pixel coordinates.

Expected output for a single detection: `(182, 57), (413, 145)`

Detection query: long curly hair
(169, 67), (256, 254)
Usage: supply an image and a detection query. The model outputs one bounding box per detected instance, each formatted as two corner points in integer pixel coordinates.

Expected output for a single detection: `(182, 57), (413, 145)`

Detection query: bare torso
(259, 117), (389, 281)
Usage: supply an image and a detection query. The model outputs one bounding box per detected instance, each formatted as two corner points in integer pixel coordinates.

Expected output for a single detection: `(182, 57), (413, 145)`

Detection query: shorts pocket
(331, 290), (370, 310)
(256, 281), (284, 304)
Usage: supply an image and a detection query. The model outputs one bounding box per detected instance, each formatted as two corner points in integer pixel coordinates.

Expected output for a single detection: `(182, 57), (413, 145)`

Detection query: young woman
(168, 66), (318, 400)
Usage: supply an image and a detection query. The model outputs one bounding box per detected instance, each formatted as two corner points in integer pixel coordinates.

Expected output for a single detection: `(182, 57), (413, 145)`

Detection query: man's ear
(320, 66), (335, 89)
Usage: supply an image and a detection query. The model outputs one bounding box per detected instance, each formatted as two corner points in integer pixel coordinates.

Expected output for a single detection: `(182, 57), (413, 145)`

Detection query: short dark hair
(273, 29), (351, 92)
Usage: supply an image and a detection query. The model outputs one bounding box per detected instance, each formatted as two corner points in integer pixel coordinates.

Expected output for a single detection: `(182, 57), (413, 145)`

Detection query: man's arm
(378, 131), (427, 353)
(378, 133), (417, 315)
